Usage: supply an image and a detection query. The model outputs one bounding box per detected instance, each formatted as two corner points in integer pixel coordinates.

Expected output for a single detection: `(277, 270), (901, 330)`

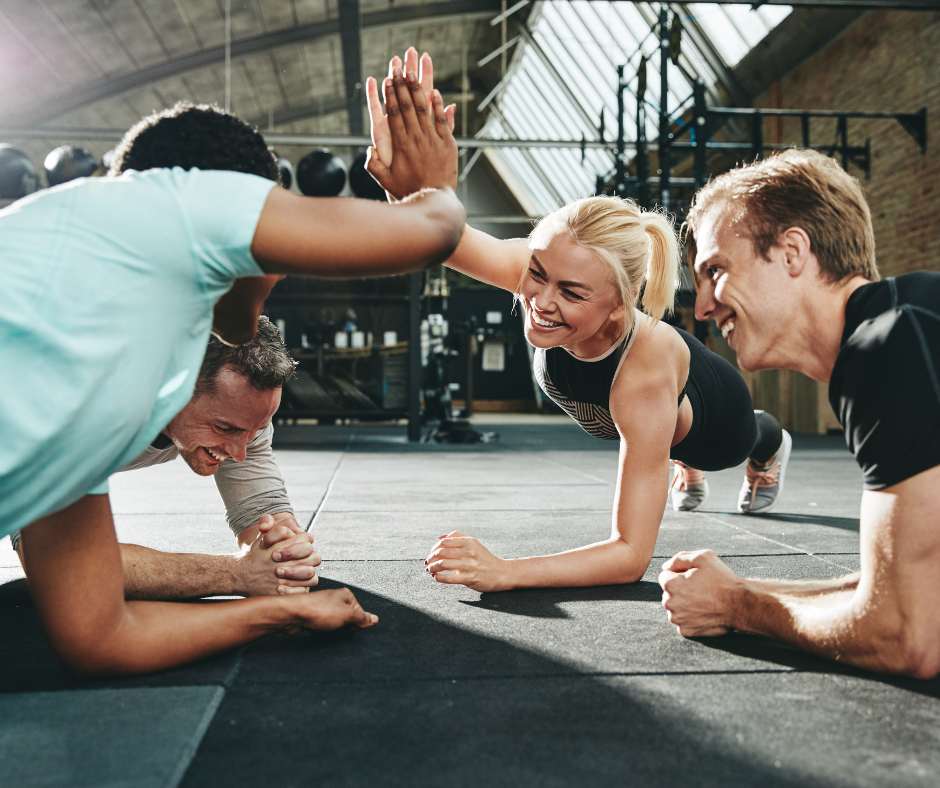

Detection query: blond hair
(683, 149), (879, 283)
(529, 196), (680, 324)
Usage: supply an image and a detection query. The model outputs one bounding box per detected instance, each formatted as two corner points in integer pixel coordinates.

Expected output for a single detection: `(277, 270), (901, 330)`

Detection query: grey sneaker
(670, 461), (709, 511)
(738, 429), (793, 514)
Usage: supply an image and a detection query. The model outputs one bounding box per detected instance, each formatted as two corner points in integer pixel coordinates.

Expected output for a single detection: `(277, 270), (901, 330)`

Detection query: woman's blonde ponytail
(639, 211), (680, 320)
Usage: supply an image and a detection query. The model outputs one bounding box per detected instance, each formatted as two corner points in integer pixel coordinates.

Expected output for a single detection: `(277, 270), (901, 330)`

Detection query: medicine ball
(0, 145), (40, 200)
(276, 156), (294, 190)
(348, 149), (386, 201)
(296, 148), (346, 197)
(44, 145), (98, 187)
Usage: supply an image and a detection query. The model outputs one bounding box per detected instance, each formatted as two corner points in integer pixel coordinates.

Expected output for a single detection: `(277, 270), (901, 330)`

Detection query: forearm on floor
(506, 539), (648, 590)
(75, 595), (294, 675)
(121, 543), (241, 599)
(731, 581), (901, 673)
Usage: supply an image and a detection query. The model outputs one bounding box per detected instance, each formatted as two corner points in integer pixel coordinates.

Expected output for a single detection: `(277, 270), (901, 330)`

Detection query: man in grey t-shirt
(13, 316), (318, 598)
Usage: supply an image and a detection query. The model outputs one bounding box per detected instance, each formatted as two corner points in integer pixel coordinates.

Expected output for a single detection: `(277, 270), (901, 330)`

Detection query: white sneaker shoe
(738, 429), (793, 514)
(670, 461), (709, 512)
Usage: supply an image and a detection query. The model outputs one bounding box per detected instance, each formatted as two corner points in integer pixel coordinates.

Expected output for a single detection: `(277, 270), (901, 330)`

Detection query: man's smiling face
(164, 366), (281, 475)
(692, 205), (799, 372)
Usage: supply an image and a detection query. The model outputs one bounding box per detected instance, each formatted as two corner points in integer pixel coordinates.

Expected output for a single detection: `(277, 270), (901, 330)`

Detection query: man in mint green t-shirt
(1, 90), (464, 675)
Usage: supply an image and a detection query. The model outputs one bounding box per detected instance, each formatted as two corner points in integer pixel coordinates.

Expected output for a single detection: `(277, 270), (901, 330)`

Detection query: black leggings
(669, 328), (782, 471)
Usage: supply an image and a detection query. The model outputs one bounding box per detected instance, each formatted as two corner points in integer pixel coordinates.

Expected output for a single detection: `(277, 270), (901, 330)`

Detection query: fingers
(419, 50), (434, 96)
(445, 104), (456, 133)
(272, 538), (316, 563)
(432, 569), (469, 585)
(278, 585), (310, 595)
(392, 70), (420, 135)
(438, 530), (466, 539)
(426, 546), (467, 563)
(435, 536), (473, 549)
(407, 77), (434, 135)
(404, 47), (419, 81)
(276, 561), (320, 582)
(661, 549), (709, 572)
(261, 524), (298, 548)
(431, 90), (450, 137)
(341, 588), (379, 629)
(383, 72), (407, 138)
(658, 568), (680, 591)
(367, 76), (393, 169)
(427, 558), (473, 575)
(388, 55), (402, 81)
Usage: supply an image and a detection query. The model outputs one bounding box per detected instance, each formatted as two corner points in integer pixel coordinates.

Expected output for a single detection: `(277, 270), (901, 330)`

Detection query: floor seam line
(167, 684), (227, 788)
(698, 513), (856, 572)
(307, 433), (354, 532)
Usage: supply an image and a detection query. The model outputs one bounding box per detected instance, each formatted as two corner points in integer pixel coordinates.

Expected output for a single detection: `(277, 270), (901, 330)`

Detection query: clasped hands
(237, 512), (320, 596)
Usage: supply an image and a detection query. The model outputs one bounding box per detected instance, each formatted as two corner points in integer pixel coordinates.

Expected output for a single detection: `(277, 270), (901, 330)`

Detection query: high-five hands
(365, 48), (458, 200)
(425, 530), (514, 592)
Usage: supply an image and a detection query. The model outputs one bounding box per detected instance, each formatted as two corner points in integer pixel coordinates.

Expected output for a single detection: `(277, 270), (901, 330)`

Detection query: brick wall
(738, 9), (939, 432)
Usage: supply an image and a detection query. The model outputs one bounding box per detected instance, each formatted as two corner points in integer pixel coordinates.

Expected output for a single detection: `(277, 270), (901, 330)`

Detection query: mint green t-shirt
(0, 167), (276, 537)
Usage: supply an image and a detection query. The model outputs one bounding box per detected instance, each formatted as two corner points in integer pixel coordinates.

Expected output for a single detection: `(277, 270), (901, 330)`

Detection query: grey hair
(195, 315), (297, 395)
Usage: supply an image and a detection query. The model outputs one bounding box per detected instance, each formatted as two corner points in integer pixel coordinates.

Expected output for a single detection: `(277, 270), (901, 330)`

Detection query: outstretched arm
(20, 494), (376, 676)
(659, 466), (940, 678)
(251, 185), (464, 278)
(427, 369), (679, 591)
(365, 51), (531, 293)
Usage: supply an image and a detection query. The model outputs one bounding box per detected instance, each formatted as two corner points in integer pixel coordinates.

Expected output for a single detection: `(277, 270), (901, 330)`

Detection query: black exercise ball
(44, 145), (98, 187)
(276, 157), (294, 190)
(348, 149), (386, 201)
(0, 145), (40, 200)
(296, 148), (346, 197)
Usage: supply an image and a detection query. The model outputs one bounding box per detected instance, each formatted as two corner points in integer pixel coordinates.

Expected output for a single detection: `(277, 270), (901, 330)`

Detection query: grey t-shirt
(11, 421), (293, 548)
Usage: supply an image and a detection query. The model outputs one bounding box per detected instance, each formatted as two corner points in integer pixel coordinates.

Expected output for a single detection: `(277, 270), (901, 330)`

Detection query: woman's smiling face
(521, 231), (625, 354)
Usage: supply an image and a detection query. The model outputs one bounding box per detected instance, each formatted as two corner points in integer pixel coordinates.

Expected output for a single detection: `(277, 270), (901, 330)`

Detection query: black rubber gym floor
(2, 416), (938, 787)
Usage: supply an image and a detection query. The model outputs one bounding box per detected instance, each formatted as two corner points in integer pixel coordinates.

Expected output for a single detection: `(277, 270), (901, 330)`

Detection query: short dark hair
(683, 149), (879, 283)
(109, 101), (280, 183)
(196, 315), (297, 395)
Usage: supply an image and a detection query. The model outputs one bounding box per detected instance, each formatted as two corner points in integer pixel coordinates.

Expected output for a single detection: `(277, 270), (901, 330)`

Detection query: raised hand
(425, 530), (513, 592)
(365, 65), (458, 200)
(365, 48), (456, 191)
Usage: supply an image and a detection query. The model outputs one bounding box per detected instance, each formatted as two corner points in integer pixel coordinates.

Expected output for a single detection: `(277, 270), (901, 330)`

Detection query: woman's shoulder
(611, 319), (687, 403)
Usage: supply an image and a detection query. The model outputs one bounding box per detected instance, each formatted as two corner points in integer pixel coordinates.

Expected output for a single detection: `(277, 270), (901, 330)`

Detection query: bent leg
(739, 410), (791, 514)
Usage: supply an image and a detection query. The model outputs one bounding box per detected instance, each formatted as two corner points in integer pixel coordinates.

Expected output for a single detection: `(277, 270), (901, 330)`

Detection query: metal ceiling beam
(9, 0), (502, 126)
(671, 0), (939, 8)
(338, 0), (364, 136)
(247, 80), (470, 130)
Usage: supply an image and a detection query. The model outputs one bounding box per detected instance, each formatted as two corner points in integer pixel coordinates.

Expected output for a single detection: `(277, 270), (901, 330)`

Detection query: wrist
(726, 577), (752, 632)
(260, 595), (301, 633)
(499, 558), (520, 591)
(230, 551), (253, 597)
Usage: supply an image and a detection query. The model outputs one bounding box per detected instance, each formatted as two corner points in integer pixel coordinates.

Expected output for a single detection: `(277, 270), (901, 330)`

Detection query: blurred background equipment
(0, 145), (40, 200)
(275, 155), (294, 191)
(296, 148), (346, 197)
(43, 145), (98, 187)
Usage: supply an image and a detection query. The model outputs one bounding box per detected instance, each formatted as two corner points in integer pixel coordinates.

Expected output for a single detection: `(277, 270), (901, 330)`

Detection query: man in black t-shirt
(656, 148), (940, 679)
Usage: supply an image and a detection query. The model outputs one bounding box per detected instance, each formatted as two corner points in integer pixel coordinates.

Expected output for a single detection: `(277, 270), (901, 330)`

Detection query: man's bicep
(858, 466), (940, 612)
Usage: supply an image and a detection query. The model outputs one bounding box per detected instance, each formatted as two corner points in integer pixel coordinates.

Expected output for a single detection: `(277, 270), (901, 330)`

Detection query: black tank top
(532, 322), (688, 441)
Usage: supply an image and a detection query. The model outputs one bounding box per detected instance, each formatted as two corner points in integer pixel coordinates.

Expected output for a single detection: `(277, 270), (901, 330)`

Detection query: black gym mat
(2, 420), (938, 787)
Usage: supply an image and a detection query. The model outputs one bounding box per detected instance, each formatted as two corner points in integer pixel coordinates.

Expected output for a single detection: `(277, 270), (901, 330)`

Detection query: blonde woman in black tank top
(366, 50), (789, 593)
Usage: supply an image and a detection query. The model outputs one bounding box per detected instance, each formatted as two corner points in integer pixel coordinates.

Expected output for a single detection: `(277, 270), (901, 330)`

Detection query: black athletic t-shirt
(828, 272), (940, 490)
